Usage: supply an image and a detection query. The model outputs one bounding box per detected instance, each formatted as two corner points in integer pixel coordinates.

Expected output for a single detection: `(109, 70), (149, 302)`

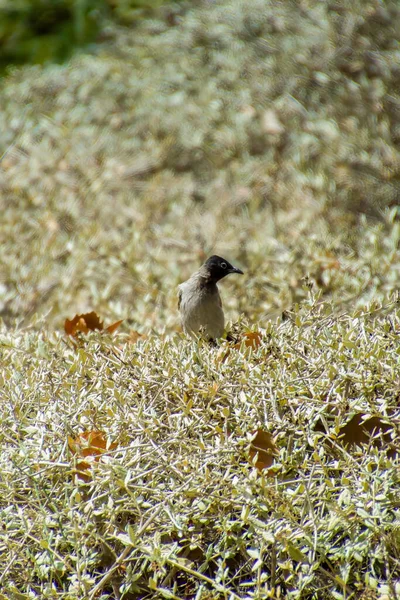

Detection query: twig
(88, 505), (163, 600)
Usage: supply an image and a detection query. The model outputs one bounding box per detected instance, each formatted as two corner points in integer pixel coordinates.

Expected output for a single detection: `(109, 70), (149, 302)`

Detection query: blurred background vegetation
(0, 0), (168, 71)
(1, 0), (400, 328)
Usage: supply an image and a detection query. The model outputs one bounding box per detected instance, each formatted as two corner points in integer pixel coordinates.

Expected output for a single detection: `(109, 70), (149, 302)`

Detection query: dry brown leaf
(316, 412), (397, 458)
(233, 331), (262, 350)
(249, 429), (278, 472)
(105, 319), (124, 334)
(68, 430), (118, 481)
(65, 311), (103, 336)
(68, 430), (117, 457)
(75, 461), (92, 482)
(339, 414), (395, 450)
(64, 311), (123, 336)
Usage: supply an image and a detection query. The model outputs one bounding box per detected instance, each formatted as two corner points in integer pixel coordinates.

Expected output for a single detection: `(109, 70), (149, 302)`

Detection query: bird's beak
(230, 266), (244, 275)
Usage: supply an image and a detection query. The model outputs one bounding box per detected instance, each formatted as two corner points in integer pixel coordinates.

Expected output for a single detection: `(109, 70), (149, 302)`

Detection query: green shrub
(0, 0), (168, 70)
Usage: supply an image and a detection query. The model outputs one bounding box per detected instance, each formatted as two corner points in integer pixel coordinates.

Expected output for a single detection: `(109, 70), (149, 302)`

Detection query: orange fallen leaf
(65, 311), (103, 335)
(249, 429), (278, 472)
(64, 311), (123, 336)
(68, 431), (117, 482)
(68, 430), (117, 457)
(68, 431), (118, 480)
(233, 331), (262, 350)
(106, 319), (124, 334)
(75, 461), (92, 482)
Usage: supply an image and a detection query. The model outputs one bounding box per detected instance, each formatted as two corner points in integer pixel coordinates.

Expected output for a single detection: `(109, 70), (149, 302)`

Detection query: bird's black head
(203, 255), (244, 282)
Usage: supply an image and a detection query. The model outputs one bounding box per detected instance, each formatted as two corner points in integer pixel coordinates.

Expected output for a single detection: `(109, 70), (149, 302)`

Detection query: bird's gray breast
(179, 279), (224, 339)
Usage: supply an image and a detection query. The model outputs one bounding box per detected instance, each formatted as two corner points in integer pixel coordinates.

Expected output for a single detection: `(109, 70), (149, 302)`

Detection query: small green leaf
(128, 524), (136, 544)
(286, 542), (307, 563)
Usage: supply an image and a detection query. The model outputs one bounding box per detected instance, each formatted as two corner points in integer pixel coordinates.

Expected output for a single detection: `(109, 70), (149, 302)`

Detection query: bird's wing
(178, 287), (182, 310)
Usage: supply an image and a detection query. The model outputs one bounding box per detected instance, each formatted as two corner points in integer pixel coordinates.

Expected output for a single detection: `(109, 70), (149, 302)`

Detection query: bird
(178, 255), (243, 340)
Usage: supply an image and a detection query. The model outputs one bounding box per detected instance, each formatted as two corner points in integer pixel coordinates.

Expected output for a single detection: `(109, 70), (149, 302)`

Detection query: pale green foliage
(0, 0), (400, 597)
(0, 300), (399, 598)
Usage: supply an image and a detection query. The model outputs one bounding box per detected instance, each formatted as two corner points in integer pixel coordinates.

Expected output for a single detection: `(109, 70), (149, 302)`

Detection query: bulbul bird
(178, 255), (243, 340)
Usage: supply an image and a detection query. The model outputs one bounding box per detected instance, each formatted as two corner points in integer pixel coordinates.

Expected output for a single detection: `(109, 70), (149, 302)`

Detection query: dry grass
(1, 0), (400, 598)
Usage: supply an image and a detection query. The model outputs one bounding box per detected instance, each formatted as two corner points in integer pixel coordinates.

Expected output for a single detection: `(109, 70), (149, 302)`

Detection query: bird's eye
(220, 262), (227, 269)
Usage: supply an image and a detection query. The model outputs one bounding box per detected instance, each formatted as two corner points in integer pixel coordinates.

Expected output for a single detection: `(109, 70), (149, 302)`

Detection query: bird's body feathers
(178, 255), (243, 340)
(178, 275), (224, 339)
